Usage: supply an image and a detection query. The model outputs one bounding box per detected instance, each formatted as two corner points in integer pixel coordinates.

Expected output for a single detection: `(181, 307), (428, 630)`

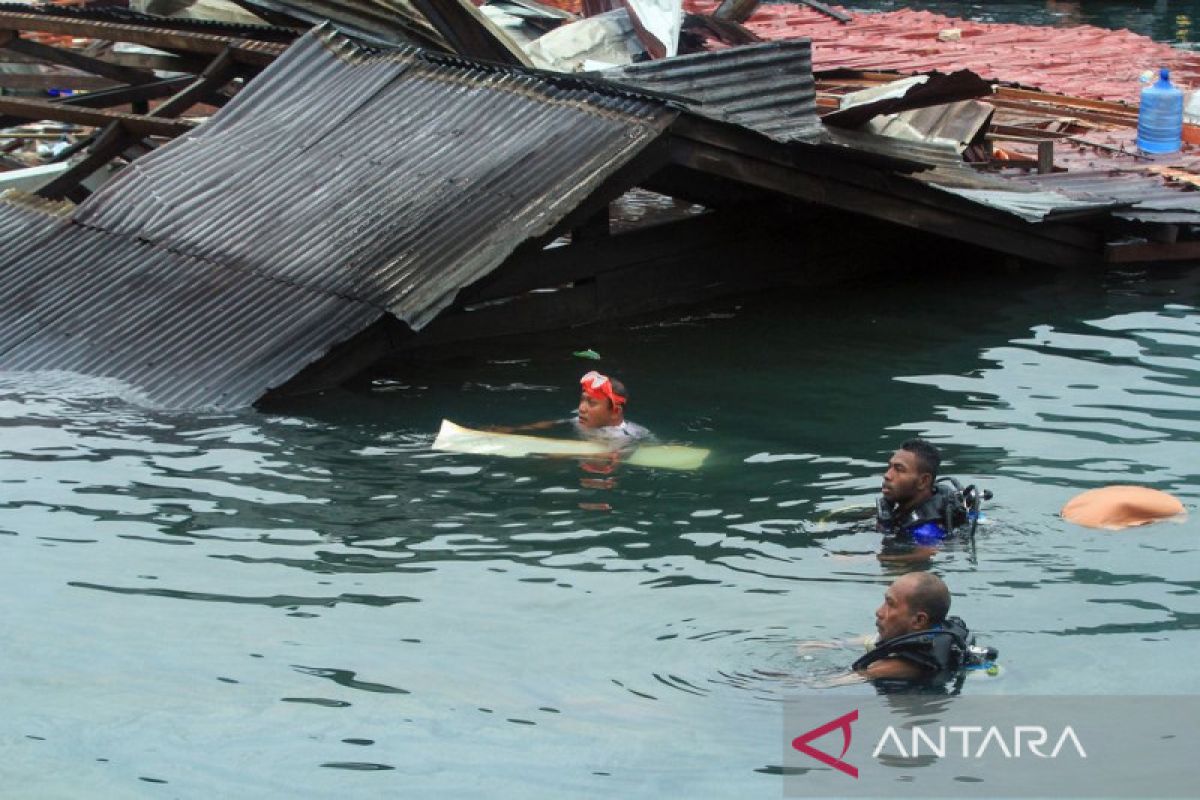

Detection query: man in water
(501, 370), (650, 444)
(851, 572), (975, 682)
(877, 438), (964, 544)
(574, 370), (649, 444)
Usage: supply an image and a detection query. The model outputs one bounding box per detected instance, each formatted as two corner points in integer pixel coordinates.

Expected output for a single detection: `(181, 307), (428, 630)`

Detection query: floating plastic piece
(573, 349), (601, 360)
(1061, 485), (1185, 530)
(431, 419), (709, 470)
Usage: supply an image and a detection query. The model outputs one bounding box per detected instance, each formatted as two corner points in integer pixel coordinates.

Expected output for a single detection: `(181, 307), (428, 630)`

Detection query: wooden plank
(642, 163), (772, 208)
(4, 34), (159, 85)
(462, 210), (750, 303)
(151, 48), (237, 118)
(664, 127), (1101, 266)
(995, 86), (1136, 116)
(0, 75), (196, 141)
(1104, 239), (1200, 263)
(797, 0), (851, 22)
(713, 0), (761, 23)
(95, 51), (215, 74)
(0, 95), (194, 136)
(1, 49), (214, 73)
(408, 0), (532, 67)
(0, 73), (118, 90)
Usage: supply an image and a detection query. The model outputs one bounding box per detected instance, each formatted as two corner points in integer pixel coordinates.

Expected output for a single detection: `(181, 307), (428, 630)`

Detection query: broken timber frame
(0, 11), (282, 200)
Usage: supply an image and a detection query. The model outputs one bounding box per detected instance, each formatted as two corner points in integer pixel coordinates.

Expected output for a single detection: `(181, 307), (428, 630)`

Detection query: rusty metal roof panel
(683, 0), (1200, 105)
(599, 40), (820, 143)
(0, 27), (673, 409)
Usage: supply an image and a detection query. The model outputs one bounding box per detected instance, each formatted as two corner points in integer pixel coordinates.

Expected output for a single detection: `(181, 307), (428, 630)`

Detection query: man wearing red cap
(574, 370), (649, 444)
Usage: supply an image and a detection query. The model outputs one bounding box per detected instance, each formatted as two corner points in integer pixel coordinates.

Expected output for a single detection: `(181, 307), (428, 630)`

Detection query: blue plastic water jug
(1137, 67), (1183, 154)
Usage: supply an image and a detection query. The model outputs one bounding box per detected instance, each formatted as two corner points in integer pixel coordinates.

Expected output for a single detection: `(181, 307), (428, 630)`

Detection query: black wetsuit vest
(876, 483), (969, 540)
(852, 616), (974, 683)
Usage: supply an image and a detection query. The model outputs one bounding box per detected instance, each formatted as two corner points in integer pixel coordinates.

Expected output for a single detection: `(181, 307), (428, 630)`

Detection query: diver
(877, 438), (991, 544)
(853, 572), (997, 685)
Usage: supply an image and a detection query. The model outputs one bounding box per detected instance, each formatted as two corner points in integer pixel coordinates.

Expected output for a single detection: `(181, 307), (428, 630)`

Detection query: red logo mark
(791, 709), (859, 778)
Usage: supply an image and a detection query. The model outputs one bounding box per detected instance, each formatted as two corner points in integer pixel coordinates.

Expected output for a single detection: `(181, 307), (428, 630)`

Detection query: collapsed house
(2, 1), (1200, 408)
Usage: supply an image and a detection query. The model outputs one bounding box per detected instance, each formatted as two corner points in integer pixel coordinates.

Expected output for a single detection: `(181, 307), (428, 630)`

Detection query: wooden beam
(36, 121), (132, 201)
(152, 48), (238, 118)
(414, 213), (891, 350)
(0, 96), (194, 136)
(0, 75), (195, 131)
(3, 34), (159, 85)
(0, 11), (285, 66)
(0, 73), (118, 91)
(641, 163), (771, 208)
(1, 49), (217, 74)
(462, 210), (747, 303)
(92, 51), (216, 74)
(408, 0), (532, 66)
(664, 124), (1100, 266)
(1104, 239), (1200, 263)
(713, 0), (761, 23)
(797, 0), (851, 22)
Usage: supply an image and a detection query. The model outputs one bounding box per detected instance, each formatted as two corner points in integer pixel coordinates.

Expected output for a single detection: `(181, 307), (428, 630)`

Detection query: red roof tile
(685, 1), (1200, 104)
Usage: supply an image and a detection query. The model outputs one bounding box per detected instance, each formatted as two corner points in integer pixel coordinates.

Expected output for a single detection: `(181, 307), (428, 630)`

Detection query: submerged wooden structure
(1, 2), (1200, 408)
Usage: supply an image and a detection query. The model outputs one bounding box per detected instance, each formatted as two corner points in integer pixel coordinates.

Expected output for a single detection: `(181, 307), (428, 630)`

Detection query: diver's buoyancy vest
(876, 480), (969, 538)
(852, 616), (974, 682)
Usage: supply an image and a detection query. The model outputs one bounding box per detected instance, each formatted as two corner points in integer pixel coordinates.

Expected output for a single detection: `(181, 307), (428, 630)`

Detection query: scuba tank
(876, 477), (993, 539)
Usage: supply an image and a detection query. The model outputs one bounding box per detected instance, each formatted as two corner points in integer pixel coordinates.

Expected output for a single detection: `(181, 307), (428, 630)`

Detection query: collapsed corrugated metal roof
(233, 0), (449, 47)
(600, 41), (819, 143)
(1015, 170), (1200, 225)
(0, 26), (674, 408)
(927, 185), (1121, 223)
(0, 197), (384, 408)
(0, 1), (299, 39)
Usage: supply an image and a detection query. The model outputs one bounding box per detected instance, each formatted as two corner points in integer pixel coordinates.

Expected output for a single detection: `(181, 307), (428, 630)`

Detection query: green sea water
(1, 259), (1197, 796)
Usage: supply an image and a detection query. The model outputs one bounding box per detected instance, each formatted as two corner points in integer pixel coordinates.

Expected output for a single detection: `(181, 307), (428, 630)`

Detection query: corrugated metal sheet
(599, 41), (820, 143)
(822, 126), (964, 169)
(823, 70), (991, 130)
(866, 99), (995, 154)
(1017, 170), (1200, 224)
(0, 201), (384, 408)
(0, 26), (675, 408)
(233, 0), (449, 47)
(929, 185), (1121, 223)
(0, 2), (300, 40)
(75, 27), (672, 328)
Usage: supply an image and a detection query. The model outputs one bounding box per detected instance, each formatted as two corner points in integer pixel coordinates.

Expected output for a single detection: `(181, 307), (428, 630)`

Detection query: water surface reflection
(0, 266), (1197, 796)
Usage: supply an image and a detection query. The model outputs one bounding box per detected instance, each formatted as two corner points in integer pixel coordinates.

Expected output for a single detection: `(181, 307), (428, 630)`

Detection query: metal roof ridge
(308, 22), (683, 108)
